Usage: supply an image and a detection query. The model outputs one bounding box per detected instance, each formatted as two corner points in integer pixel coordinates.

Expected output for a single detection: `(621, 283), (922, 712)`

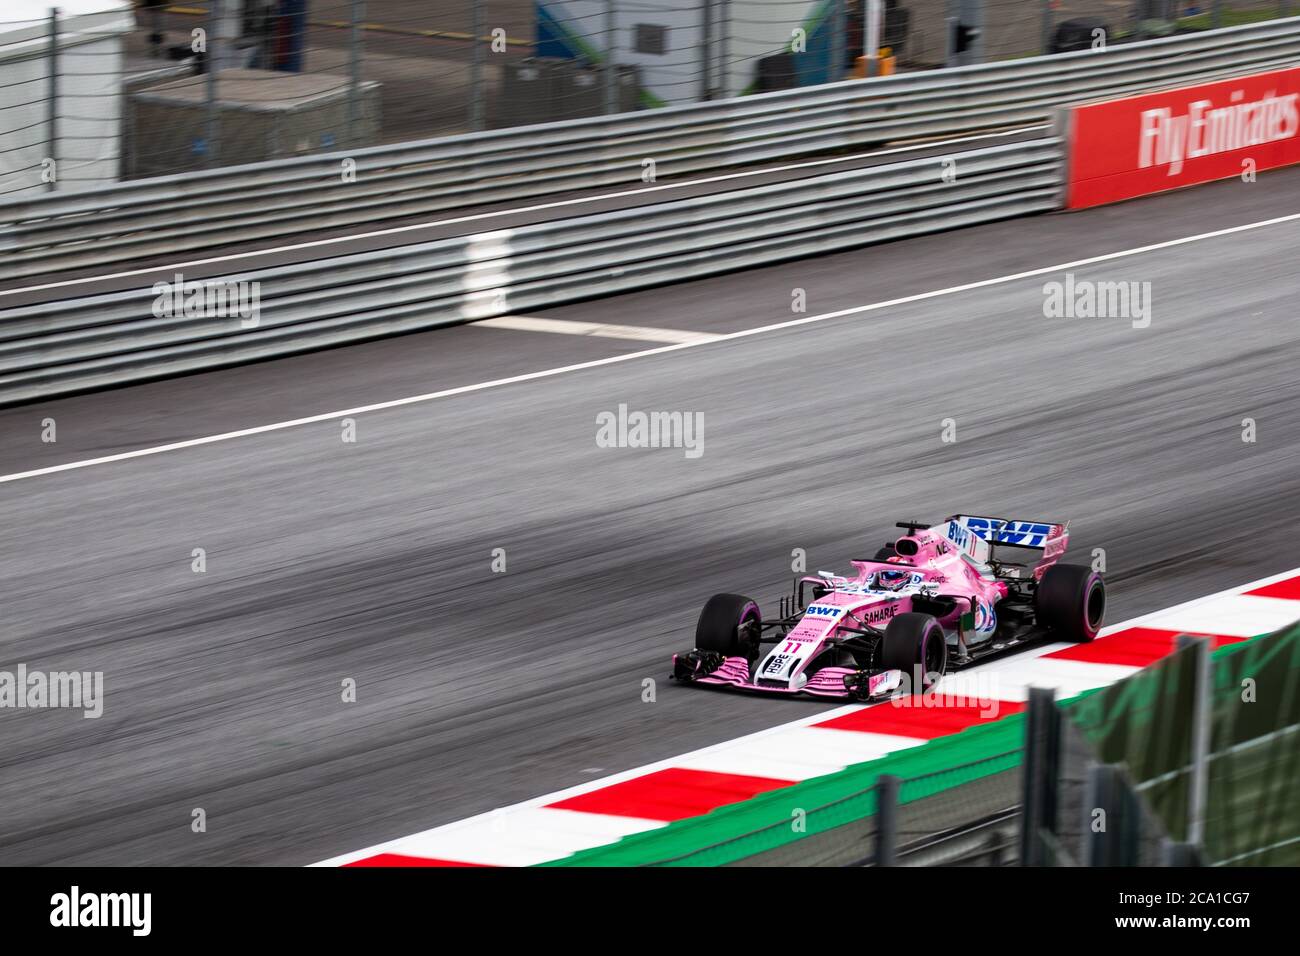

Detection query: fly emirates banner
(1065, 66), (1300, 209)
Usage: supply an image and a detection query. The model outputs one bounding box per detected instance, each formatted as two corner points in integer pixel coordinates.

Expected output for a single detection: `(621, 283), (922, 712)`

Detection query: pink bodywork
(677, 520), (1068, 699)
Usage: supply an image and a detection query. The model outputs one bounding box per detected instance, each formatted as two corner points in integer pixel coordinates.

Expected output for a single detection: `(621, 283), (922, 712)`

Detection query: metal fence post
(350, 0), (365, 136)
(1213, 0), (1223, 29)
(1084, 763), (1142, 866)
(604, 0), (618, 114)
(470, 0), (485, 131)
(865, 0), (881, 76)
(1020, 685), (1060, 865)
(1161, 839), (1200, 866)
(832, 0), (846, 81)
(1041, 0), (1054, 55)
(946, 0), (969, 68)
(46, 7), (59, 192)
(719, 0), (730, 97)
(1177, 634), (1212, 849)
(148, 0), (164, 57)
(1083, 762), (1115, 865)
(876, 775), (900, 865)
(205, 0), (221, 167)
(702, 0), (714, 100)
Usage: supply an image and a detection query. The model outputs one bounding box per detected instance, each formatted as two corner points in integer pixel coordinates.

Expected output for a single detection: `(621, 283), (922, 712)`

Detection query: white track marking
(5, 210), (1300, 487)
(472, 315), (723, 344)
(356, 808), (668, 868)
(1121, 564), (1300, 626)
(934, 656), (1141, 701)
(313, 566), (1300, 866)
(1141, 592), (1300, 637)
(2, 127), (1046, 296)
(676, 726), (930, 780)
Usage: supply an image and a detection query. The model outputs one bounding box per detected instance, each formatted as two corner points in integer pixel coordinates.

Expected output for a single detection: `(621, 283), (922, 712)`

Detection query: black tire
(1036, 563), (1106, 642)
(879, 612), (947, 691)
(695, 593), (761, 658)
(873, 544), (897, 561)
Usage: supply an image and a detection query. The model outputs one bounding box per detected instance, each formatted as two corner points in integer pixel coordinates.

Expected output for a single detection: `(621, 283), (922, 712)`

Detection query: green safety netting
(1068, 622), (1300, 865)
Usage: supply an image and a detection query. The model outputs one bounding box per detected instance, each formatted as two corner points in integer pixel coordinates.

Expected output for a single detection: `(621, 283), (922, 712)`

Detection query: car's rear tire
(1036, 564), (1106, 642)
(695, 593), (761, 659)
(874, 545), (897, 561)
(879, 612), (947, 691)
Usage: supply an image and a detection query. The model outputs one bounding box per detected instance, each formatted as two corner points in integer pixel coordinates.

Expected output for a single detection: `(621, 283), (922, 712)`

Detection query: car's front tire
(695, 593), (761, 659)
(879, 612), (947, 692)
(1036, 563), (1105, 642)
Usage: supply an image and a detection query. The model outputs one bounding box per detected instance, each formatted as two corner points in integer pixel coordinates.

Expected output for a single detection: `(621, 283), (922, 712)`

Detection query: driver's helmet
(876, 568), (911, 591)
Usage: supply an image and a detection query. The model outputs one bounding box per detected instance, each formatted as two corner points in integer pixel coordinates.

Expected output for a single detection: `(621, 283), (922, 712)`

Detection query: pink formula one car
(672, 515), (1106, 701)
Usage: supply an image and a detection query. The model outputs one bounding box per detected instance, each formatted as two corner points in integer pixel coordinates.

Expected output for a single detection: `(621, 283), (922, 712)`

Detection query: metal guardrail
(883, 807), (1021, 867)
(0, 138), (1061, 404)
(2, 17), (1298, 280)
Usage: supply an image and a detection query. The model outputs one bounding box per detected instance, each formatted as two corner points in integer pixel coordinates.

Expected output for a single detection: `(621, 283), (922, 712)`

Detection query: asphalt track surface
(1, 168), (1298, 865)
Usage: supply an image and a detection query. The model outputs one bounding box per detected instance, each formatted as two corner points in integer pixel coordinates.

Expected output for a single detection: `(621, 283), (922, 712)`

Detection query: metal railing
(0, 138), (1060, 404)
(2, 16), (1298, 281)
(893, 807), (1021, 866)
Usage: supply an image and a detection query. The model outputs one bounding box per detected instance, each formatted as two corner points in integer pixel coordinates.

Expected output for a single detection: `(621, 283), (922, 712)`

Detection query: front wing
(672, 651), (904, 700)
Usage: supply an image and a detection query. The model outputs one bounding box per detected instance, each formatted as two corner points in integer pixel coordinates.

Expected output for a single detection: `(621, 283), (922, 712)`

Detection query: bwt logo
(963, 518), (1054, 547)
(595, 403), (704, 459)
(151, 272), (261, 328)
(946, 521), (979, 554)
(1042, 273), (1151, 329)
(804, 604), (842, 618)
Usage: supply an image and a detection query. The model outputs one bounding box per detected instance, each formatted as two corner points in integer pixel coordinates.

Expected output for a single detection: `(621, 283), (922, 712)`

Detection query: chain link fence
(1067, 622), (1300, 865)
(3, 0), (1297, 194)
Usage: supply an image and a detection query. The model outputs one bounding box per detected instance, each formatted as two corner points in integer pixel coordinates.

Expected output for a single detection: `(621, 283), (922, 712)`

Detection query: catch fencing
(3, 16), (1299, 279)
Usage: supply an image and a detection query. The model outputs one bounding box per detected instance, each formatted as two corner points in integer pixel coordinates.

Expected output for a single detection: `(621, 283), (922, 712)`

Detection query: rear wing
(941, 514), (1070, 568)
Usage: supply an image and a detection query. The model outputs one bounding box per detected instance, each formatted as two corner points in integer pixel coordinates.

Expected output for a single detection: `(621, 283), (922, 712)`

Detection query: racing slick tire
(879, 612), (947, 692)
(1036, 563), (1106, 642)
(695, 593), (761, 659)
(873, 545), (897, 561)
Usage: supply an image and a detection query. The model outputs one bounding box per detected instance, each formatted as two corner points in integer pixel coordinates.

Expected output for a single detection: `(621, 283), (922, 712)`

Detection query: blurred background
(0, 0), (1294, 195)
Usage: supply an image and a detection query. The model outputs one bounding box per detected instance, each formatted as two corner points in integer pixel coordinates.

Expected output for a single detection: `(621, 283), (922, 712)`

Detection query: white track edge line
(472, 315), (723, 343)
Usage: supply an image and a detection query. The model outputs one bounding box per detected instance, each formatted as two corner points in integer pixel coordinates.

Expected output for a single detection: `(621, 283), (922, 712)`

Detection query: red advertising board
(1065, 66), (1300, 209)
